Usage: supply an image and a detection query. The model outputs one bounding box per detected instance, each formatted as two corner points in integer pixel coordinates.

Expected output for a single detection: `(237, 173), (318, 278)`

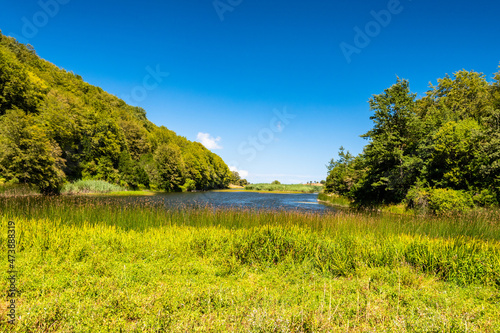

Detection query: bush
(472, 189), (498, 207)
(428, 189), (473, 215)
(404, 186), (430, 214)
(406, 187), (474, 215)
(271, 180), (281, 185)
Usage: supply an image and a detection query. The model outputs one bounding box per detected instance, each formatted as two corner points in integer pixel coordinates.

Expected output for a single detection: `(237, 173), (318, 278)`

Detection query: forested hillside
(0, 32), (231, 194)
(325, 67), (500, 213)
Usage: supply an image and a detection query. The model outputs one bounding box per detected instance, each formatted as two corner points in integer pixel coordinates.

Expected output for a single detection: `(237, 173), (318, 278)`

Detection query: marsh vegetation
(1, 196), (499, 331)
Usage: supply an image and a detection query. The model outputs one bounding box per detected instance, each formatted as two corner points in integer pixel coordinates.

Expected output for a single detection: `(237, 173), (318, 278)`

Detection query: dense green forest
(0, 32), (232, 194)
(325, 66), (500, 213)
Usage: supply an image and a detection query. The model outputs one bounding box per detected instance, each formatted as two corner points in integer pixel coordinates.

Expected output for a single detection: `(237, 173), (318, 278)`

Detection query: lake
(119, 190), (335, 213)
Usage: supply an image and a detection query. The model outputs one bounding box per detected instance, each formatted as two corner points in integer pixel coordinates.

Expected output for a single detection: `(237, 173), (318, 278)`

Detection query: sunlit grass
(317, 192), (352, 207)
(0, 196), (499, 331)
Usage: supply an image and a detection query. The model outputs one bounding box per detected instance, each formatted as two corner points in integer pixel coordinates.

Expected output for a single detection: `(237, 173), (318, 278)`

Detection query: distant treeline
(0, 32), (232, 194)
(245, 183), (322, 193)
(325, 67), (500, 213)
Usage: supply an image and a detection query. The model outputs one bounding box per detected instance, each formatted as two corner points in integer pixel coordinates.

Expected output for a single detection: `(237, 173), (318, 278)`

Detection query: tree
(424, 119), (482, 190)
(0, 47), (43, 115)
(183, 178), (196, 192)
(0, 109), (65, 194)
(118, 150), (149, 189)
(154, 143), (185, 192)
(230, 170), (241, 184)
(272, 180), (281, 185)
(354, 79), (422, 204)
(424, 70), (492, 123)
(324, 147), (360, 197)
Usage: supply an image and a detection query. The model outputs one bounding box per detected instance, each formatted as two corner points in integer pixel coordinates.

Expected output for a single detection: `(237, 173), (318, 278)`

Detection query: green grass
(245, 183), (323, 193)
(1, 196), (500, 331)
(0, 183), (39, 197)
(61, 179), (128, 195)
(317, 192), (352, 208)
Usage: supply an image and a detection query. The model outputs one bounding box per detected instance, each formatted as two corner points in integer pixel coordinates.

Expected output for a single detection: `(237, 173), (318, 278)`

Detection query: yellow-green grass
(317, 193), (352, 208)
(1, 196), (499, 331)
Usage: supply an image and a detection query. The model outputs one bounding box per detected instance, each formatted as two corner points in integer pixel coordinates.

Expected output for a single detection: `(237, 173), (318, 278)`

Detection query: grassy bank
(245, 183), (323, 193)
(1, 196), (499, 331)
(317, 192), (352, 208)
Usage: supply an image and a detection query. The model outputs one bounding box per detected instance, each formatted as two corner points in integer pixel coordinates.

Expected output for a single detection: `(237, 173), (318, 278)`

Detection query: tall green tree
(0, 108), (65, 194)
(354, 79), (422, 204)
(154, 144), (185, 191)
(424, 119), (482, 190)
(324, 147), (360, 197)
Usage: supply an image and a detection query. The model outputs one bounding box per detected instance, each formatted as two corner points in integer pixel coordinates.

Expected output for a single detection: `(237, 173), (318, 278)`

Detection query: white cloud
(197, 132), (222, 150)
(229, 166), (249, 179)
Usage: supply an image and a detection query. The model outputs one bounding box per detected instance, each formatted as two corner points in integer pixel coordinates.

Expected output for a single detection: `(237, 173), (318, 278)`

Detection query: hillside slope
(0, 32), (231, 194)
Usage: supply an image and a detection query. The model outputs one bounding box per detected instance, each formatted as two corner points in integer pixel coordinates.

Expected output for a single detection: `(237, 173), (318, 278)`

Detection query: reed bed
(61, 179), (127, 195)
(0, 196), (499, 331)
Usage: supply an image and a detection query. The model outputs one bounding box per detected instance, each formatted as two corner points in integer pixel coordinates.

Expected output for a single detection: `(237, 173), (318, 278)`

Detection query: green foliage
(229, 170), (248, 187)
(118, 151), (149, 190)
(183, 178), (196, 192)
(405, 187), (473, 215)
(427, 188), (474, 215)
(356, 79), (421, 204)
(154, 144), (185, 192)
(271, 180), (281, 185)
(425, 119), (482, 190)
(326, 66), (500, 213)
(0, 108), (65, 194)
(324, 146), (361, 198)
(0, 32), (231, 194)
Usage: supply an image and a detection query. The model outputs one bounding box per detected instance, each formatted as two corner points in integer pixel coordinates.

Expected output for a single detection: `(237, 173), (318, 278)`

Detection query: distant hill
(0, 31), (231, 194)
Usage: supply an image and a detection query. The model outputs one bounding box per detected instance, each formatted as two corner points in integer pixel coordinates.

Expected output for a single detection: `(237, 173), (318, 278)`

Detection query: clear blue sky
(1, 0), (500, 183)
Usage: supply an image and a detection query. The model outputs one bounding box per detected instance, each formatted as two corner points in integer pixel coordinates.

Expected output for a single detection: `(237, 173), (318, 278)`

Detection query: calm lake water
(120, 190), (335, 213)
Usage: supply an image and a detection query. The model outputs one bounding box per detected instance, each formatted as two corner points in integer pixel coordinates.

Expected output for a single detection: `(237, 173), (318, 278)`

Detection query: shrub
(404, 186), (430, 214)
(406, 187), (474, 215)
(472, 189), (498, 207)
(427, 188), (473, 215)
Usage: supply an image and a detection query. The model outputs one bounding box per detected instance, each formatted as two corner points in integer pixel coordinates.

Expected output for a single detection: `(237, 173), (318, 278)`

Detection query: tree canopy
(325, 67), (500, 211)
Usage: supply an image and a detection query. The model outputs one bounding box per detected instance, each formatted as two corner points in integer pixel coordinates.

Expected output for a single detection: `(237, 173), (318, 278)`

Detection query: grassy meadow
(1, 196), (500, 331)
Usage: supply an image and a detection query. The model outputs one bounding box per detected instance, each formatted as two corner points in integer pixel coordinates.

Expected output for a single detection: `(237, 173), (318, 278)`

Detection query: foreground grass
(1, 196), (500, 331)
(245, 184), (323, 193)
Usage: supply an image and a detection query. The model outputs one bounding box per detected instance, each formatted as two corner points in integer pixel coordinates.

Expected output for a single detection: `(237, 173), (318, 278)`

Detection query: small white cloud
(197, 132), (222, 150)
(229, 166), (249, 178)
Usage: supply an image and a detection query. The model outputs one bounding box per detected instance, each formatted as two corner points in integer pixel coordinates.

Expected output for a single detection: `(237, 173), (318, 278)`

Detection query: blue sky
(1, 0), (500, 183)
